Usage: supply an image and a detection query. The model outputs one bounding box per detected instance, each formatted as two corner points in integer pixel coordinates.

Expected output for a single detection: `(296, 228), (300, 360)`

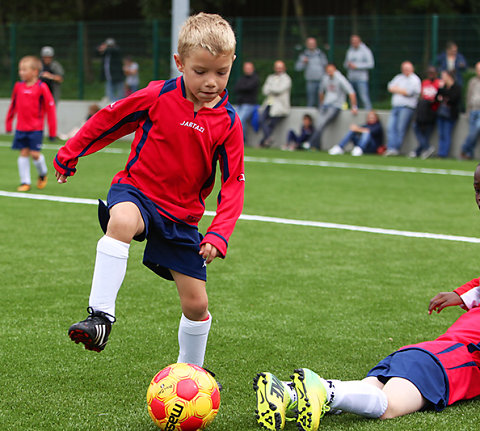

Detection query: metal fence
(1, 14), (479, 106)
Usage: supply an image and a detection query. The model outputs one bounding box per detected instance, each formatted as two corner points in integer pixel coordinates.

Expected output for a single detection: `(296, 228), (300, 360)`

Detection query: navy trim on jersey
(180, 77), (187, 98)
(437, 343), (464, 355)
(447, 362), (479, 370)
(225, 101), (236, 129)
(198, 144), (222, 207)
(38, 93), (44, 120)
(77, 110), (148, 158)
(205, 231), (228, 247)
(468, 343), (480, 353)
(55, 155), (76, 175)
(125, 114), (153, 173)
(218, 144), (230, 182)
(214, 89), (228, 109)
(217, 144), (230, 205)
(159, 78), (178, 96)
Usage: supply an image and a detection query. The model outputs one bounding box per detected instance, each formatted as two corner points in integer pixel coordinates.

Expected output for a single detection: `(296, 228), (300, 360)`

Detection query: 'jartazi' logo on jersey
(179, 120), (204, 133)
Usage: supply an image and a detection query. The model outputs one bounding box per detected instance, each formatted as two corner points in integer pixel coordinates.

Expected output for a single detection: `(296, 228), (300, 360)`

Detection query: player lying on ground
(253, 164), (480, 431)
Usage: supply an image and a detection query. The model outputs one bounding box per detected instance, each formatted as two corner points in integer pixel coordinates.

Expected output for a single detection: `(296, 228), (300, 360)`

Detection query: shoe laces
(86, 306), (116, 323)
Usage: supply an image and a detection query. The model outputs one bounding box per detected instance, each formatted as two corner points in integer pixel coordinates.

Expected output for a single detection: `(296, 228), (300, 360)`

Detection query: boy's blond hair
(19, 55), (42, 72)
(177, 13), (236, 59)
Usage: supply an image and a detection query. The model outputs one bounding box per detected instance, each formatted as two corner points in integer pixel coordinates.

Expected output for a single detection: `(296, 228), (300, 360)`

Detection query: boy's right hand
(428, 291), (465, 314)
(55, 169), (68, 183)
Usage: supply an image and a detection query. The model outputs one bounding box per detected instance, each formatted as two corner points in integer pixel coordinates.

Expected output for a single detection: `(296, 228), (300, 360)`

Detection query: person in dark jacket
(410, 66), (441, 159)
(435, 41), (467, 87)
(436, 70), (462, 158)
(97, 38), (125, 102)
(328, 110), (383, 156)
(234, 61), (260, 141)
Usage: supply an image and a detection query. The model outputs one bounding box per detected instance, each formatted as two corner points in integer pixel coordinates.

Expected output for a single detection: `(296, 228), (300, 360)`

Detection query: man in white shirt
(385, 61), (421, 156)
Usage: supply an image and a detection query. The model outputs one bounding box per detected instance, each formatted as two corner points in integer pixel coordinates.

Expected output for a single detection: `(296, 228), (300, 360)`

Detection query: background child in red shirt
(6, 55), (56, 191)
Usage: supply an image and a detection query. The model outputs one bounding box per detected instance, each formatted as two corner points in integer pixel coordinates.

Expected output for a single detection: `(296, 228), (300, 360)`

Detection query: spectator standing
(123, 56), (140, 96)
(304, 63), (357, 151)
(435, 70), (461, 158)
(233, 61), (260, 140)
(97, 38), (125, 102)
(39, 46), (64, 105)
(384, 61), (421, 156)
(259, 60), (291, 147)
(343, 34), (375, 110)
(295, 37), (328, 107)
(435, 41), (467, 87)
(461, 62), (480, 160)
(410, 66), (441, 159)
(329, 110), (383, 156)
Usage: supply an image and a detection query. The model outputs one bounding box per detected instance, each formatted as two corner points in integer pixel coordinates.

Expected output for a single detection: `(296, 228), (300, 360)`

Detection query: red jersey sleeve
(41, 82), (57, 138)
(200, 113), (245, 257)
(54, 82), (159, 177)
(454, 278), (480, 310)
(5, 83), (19, 133)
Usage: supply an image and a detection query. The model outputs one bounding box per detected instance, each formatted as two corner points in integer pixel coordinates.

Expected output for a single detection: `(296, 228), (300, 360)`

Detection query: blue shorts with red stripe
(367, 347), (448, 411)
(99, 183), (207, 281)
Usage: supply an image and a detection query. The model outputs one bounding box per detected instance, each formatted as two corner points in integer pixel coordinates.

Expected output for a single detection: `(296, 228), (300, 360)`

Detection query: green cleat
(253, 372), (297, 430)
(292, 368), (330, 431)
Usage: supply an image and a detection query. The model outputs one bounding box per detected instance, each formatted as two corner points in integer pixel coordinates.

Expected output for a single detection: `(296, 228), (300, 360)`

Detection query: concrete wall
(0, 98), (477, 158)
(0, 98), (106, 138)
(243, 106), (478, 159)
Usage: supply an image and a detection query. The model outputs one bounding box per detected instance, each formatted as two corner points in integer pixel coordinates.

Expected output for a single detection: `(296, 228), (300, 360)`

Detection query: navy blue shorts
(101, 183), (207, 281)
(12, 131), (44, 151)
(367, 348), (448, 411)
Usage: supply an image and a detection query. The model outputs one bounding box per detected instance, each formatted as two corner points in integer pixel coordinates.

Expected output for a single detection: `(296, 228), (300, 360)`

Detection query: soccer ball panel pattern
(147, 363), (221, 430)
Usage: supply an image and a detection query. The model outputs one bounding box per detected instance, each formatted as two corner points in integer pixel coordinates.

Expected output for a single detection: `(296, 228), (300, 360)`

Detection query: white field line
(1, 190), (479, 244)
(0, 142), (473, 177)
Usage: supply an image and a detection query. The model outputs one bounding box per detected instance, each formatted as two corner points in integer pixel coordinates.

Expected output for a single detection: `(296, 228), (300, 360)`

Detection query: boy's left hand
(428, 291), (465, 314)
(199, 243), (219, 264)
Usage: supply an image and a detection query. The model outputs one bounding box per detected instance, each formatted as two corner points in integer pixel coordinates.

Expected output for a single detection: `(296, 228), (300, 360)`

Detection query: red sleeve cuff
(454, 278), (480, 296)
(201, 232), (228, 258)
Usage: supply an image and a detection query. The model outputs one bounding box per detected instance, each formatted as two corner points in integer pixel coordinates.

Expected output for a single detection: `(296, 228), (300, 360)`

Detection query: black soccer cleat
(68, 306), (115, 352)
(203, 367), (223, 391)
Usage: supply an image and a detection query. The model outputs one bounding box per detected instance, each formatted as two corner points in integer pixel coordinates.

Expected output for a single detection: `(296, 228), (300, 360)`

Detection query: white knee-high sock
(18, 156), (31, 184)
(89, 235), (130, 321)
(33, 153), (47, 177)
(177, 312), (212, 367)
(329, 380), (388, 418)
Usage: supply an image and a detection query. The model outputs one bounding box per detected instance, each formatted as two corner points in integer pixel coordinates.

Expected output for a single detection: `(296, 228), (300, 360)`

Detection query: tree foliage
(0, 0), (478, 25)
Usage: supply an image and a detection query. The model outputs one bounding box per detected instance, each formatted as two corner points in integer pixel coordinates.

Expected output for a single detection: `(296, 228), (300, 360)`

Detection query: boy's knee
(182, 298), (209, 321)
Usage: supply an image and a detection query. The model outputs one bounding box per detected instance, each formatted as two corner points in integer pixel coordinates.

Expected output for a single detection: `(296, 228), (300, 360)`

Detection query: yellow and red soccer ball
(147, 363), (221, 430)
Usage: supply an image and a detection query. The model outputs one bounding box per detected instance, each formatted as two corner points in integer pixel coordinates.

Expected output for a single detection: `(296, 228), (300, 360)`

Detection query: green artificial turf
(1, 137), (480, 430)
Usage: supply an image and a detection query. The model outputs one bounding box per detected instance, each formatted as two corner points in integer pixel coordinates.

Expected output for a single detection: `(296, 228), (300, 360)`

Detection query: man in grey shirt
(344, 35), (374, 110)
(304, 64), (358, 150)
(295, 37), (328, 107)
(461, 62), (480, 159)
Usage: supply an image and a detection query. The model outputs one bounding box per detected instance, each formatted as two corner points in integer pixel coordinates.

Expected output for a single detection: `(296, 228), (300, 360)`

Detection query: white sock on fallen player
(89, 235), (130, 321)
(328, 379), (388, 418)
(177, 312), (212, 367)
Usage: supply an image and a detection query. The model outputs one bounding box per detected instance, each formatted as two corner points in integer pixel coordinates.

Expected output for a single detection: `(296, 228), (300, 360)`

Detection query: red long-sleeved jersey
(54, 77), (245, 257)
(6, 80), (56, 137)
(454, 277), (480, 309)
